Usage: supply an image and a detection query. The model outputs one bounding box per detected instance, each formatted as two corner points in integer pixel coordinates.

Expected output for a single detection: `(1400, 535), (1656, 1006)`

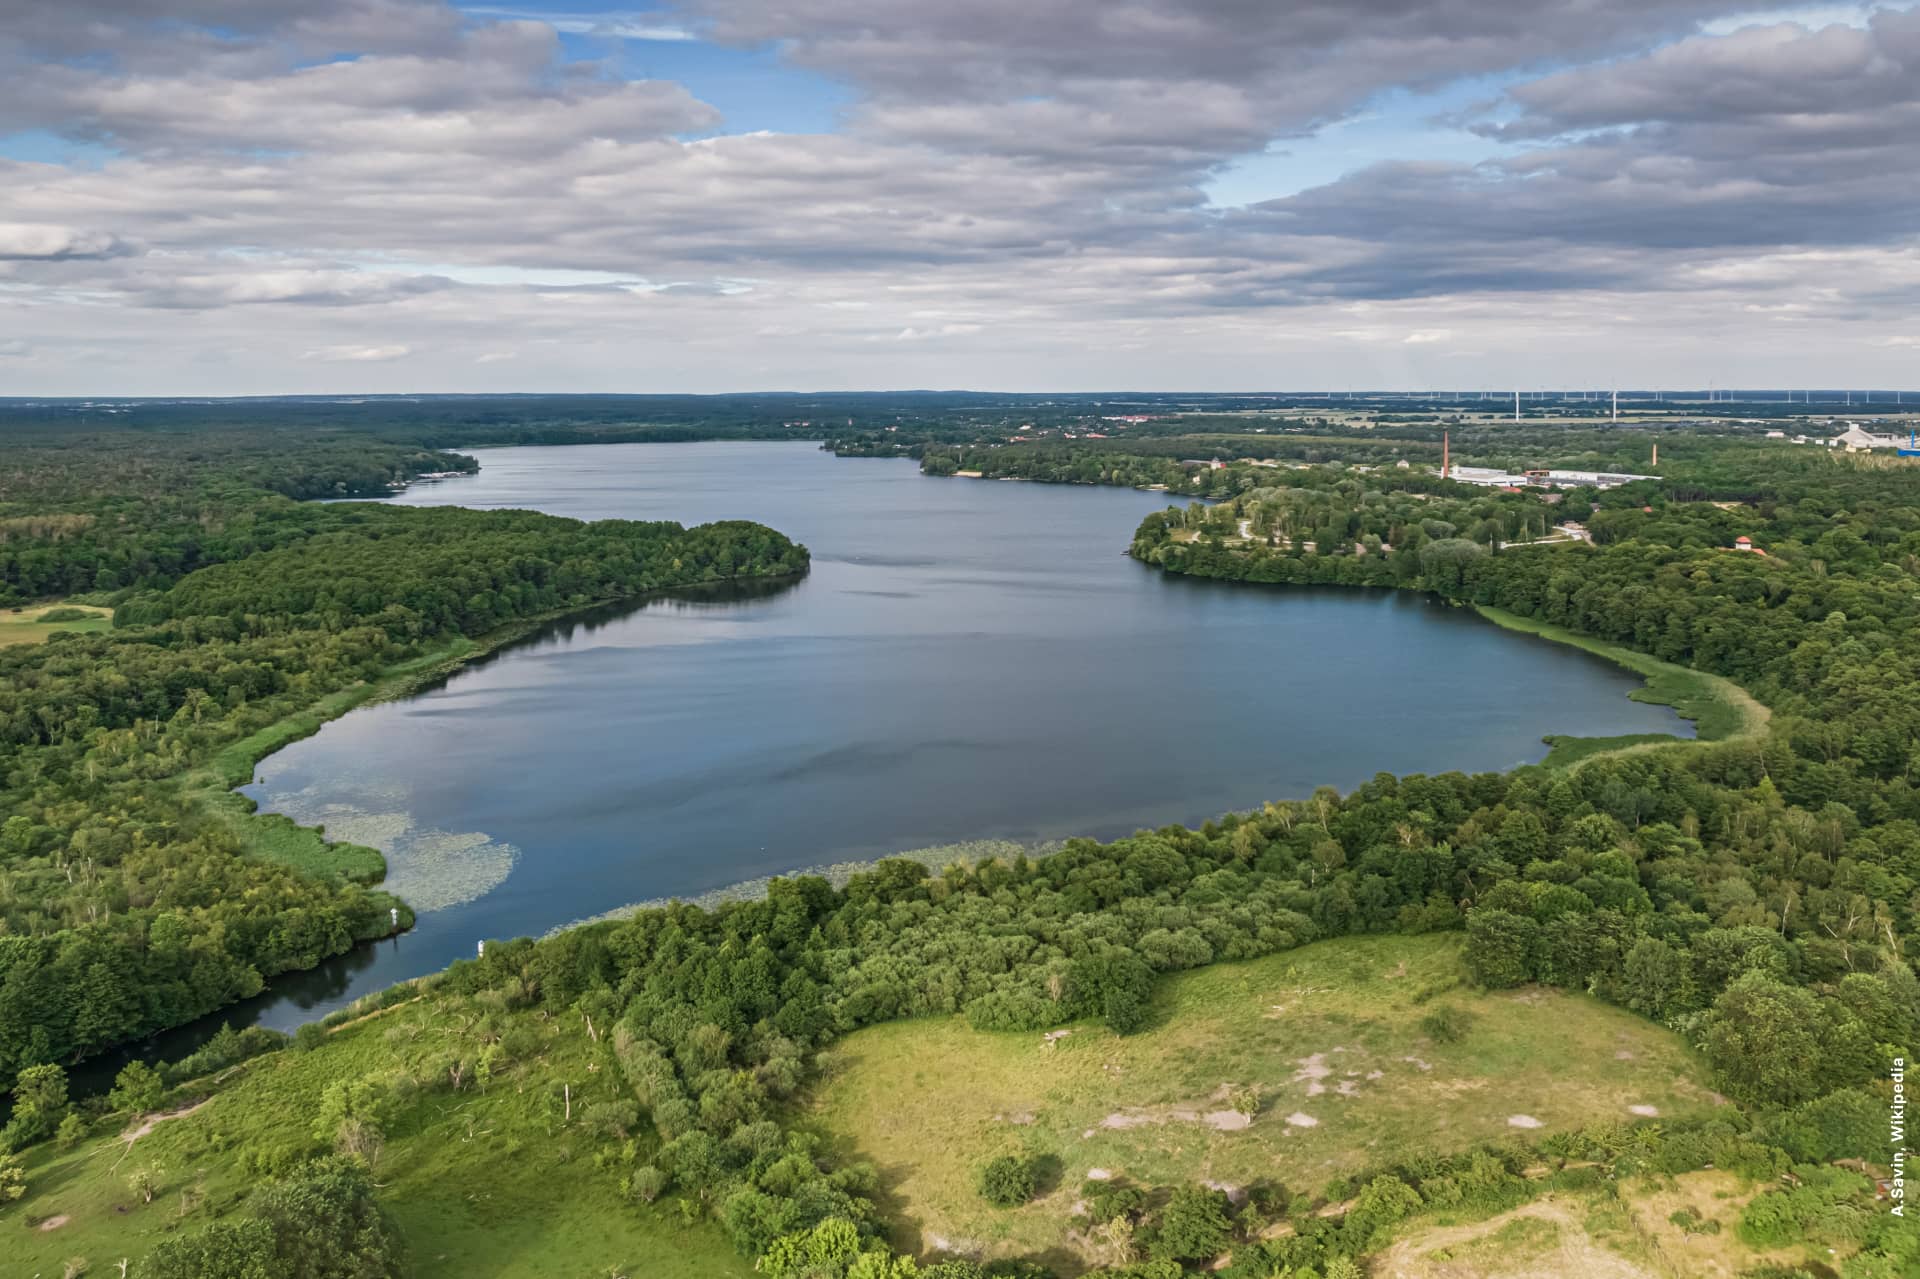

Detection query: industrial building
(1447, 465), (1654, 491)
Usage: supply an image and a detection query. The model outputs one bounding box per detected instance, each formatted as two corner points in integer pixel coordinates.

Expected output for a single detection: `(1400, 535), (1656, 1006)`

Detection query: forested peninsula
(0, 423), (809, 1088)
(5, 406), (1919, 1279)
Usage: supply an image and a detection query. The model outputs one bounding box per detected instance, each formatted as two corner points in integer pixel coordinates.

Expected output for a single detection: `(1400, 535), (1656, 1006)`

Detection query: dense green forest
(7, 409), (1920, 1277)
(0, 423), (808, 1090)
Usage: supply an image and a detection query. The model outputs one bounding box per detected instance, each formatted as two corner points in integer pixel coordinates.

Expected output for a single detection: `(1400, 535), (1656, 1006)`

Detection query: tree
(247, 1157), (405, 1278)
(4, 1063), (70, 1148)
(1464, 910), (1539, 989)
(0, 1152), (25, 1204)
(140, 1219), (278, 1279)
(110, 1061), (165, 1115)
(758, 1217), (916, 1279)
(976, 1155), (1037, 1208)
(1700, 973), (1830, 1106)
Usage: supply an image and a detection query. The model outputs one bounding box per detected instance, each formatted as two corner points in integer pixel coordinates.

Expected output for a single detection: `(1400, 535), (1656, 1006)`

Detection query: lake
(170, 442), (1696, 1041)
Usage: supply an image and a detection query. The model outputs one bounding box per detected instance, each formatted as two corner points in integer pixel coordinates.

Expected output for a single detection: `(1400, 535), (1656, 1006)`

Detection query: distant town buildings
(1446, 465), (1655, 491)
(1835, 425), (1905, 451)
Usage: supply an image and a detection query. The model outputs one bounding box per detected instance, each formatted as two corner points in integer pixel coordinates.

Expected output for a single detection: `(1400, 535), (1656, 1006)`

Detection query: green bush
(976, 1155), (1037, 1208)
(1418, 1005), (1477, 1043)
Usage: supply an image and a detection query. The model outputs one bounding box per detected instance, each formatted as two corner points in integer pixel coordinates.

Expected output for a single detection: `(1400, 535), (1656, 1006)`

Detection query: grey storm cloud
(1227, 9), (1920, 305)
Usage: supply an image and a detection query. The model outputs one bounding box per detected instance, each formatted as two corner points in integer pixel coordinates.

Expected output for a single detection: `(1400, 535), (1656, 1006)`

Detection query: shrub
(1419, 1005), (1477, 1044)
(1151, 1185), (1232, 1262)
(292, 1023), (328, 1053)
(629, 1165), (668, 1204)
(976, 1155), (1037, 1208)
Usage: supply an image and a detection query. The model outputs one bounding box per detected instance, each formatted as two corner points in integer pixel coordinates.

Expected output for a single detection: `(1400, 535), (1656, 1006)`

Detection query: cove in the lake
(162, 442), (1695, 1047)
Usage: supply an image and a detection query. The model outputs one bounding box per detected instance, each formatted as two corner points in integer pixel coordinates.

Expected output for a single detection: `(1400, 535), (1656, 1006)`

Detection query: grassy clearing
(0, 600), (114, 645)
(10, 997), (750, 1279)
(1473, 605), (1770, 768)
(807, 934), (1718, 1264)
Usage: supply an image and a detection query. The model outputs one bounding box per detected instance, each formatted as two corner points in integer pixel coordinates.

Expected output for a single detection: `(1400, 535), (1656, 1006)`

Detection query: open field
(0, 600), (113, 645)
(1472, 605), (1770, 767)
(807, 934), (1720, 1266)
(10, 995), (750, 1279)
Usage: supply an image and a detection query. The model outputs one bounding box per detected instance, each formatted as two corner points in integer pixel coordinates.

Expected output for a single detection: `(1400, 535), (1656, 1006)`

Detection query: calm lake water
(120, 441), (1692, 1057)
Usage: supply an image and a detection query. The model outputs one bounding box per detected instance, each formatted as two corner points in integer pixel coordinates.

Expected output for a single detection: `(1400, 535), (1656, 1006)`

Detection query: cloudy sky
(5, 0), (1920, 393)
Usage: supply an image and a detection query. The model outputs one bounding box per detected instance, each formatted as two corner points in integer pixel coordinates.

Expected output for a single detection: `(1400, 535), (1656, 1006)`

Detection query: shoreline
(189, 568), (813, 896)
(1471, 603), (1770, 767)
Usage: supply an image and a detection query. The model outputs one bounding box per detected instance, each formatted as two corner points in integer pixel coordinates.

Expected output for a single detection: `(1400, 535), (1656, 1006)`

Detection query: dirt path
(1373, 1198), (1654, 1279)
(115, 1098), (211, 1164)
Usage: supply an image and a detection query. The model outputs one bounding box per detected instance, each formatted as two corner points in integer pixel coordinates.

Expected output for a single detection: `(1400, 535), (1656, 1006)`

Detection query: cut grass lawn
(11, 997), (750, 1279)
(1473, 605), (1770, 768)
(0, 600), (113, 645)
(807, 934), (1720, 1265)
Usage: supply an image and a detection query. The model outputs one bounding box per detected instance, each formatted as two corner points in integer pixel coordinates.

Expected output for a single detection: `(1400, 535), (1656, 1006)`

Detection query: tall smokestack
(1443, 430), (1449, 479)
(1651, 442), (1659, 468)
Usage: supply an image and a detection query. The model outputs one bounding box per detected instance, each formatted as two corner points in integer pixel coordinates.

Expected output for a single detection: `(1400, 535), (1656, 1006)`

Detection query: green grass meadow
(807, 934), (1717, 1264)
(11, 999), (750, 1279)
(0, 601), (114, 646)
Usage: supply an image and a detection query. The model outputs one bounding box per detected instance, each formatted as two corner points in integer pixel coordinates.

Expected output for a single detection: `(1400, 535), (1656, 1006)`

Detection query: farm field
(807, 934), (1721, 1266)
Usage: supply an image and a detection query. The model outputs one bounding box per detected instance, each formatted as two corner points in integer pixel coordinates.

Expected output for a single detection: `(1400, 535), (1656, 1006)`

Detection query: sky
(4, 0), (1920, 393)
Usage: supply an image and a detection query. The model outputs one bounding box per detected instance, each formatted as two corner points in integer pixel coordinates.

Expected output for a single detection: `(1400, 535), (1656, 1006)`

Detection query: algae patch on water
(268, 784), (519, 913)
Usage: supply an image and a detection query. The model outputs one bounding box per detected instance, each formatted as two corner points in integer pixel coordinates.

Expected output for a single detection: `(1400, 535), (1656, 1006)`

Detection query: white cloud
(302, 343), (414, 361)
(0, 223), (129, 260)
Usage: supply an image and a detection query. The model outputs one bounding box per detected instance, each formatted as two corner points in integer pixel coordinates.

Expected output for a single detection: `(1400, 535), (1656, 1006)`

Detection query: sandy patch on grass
(1284, 1112), (1320, 1128)
(1376, 1198), (1654, 1279)
(37, 1214), (70, 1231)
(121, 1098), (210, 1147)
(1624, 1172), (1797, 1279)
(1628, 1104), (1659, 1117)
(1508, 1114), (1545, 1128)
